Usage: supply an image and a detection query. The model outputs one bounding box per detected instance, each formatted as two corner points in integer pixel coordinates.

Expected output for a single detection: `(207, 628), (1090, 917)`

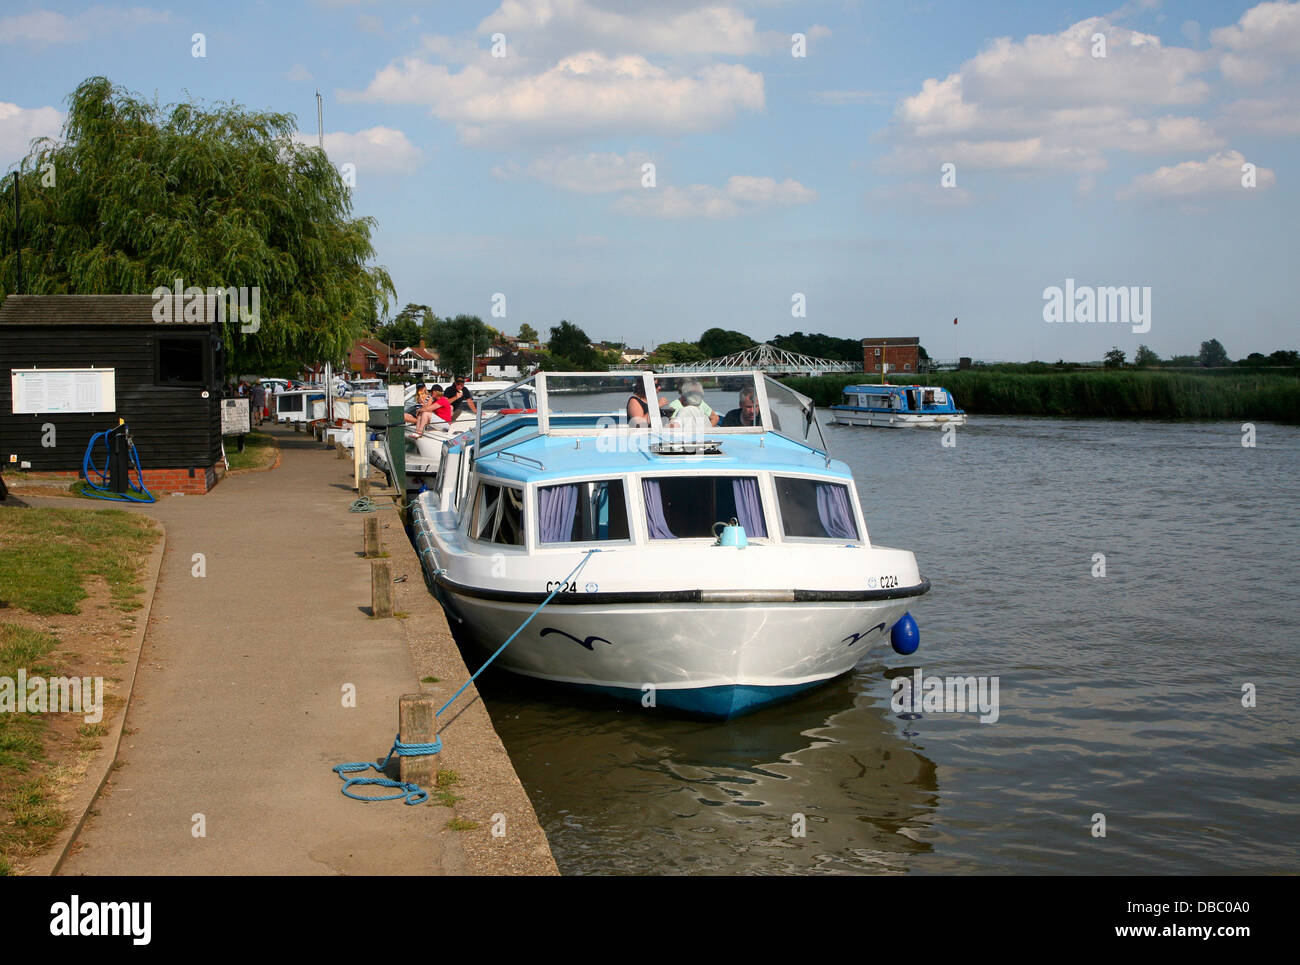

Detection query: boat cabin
(425, 371), (869, 552)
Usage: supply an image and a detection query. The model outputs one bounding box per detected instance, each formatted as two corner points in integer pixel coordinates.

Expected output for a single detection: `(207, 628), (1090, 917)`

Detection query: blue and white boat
(829, 383), (967, 428)
(410, 371), (930, 719)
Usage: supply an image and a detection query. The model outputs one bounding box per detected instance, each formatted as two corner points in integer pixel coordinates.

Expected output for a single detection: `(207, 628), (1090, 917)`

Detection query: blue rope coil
(333, 547), (600, 805)
(333, 734), (443, 805)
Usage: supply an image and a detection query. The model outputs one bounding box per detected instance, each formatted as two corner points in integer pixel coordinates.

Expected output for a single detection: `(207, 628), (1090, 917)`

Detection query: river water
(469, 413), (1300, 874)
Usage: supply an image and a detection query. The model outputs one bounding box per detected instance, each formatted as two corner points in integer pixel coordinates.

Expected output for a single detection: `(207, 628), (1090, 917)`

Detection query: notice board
(11, 368), (116, 414)
(221, 398), (251, 435)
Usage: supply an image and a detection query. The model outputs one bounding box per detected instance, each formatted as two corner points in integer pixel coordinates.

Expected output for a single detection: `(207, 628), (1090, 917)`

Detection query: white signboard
(11, 368), (116, 414)
(221, 398), (251, 435)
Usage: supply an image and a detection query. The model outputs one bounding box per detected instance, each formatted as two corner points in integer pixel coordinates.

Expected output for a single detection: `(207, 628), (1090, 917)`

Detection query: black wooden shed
(0, 294), (225, 492)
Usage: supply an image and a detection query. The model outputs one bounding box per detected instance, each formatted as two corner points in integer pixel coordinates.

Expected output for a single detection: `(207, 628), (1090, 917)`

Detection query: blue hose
(81, 423), (155, 503)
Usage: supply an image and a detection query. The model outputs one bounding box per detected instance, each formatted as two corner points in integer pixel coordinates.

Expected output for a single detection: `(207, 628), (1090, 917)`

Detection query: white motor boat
(410, 371), (930, 719)
(829, 383), (968, 427)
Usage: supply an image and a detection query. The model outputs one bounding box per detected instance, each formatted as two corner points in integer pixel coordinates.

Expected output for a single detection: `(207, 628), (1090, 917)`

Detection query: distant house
(347, 337), (395, 378)
(862, 337), (920, 375)
(483, 350), (539, 381)
(397, 342), (439, 378)
(0, 294), (225, 493)
(620, 347), (648, 364)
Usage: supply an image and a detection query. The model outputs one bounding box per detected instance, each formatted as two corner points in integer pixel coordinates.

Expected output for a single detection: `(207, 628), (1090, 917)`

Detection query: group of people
(626, 378), (761, 429)
(404, 378), (477, 437)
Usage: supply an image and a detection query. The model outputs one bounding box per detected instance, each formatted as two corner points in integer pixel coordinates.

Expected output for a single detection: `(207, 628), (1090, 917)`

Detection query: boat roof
(844, 383), (946, 391)
(473, 425), (852, 484)
(450, 370), (837, 482)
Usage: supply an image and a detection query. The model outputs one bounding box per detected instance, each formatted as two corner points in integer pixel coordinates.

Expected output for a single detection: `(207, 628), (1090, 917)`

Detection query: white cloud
(492, 150), (654, 193)
(479, 0), (773, 57)
(0, 102), (63, 169)
(287, 64), (314, 82)
(293, 126), (422, 174)
(614, 175), (815, 218)
(882, 16), (1226, 178)
(346, 51), (764, 145)
(0, 6), (172, 47)
(1211, 1), (1300, 85)
(1116, 149), (1276, 200)
(1218, 95), (1300, 135)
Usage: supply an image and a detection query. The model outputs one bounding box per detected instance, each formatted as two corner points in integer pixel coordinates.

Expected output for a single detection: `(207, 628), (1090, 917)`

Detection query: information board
(221, 398), (251, 436)
(11, 368), (116, 414)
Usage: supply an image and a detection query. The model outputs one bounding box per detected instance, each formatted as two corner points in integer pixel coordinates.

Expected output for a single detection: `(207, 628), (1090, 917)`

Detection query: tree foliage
(1134, 344), (1160, 367)
(518, 322), (539, 342)
(772, 331), (861, 362)
(698, 327), (756, 359)
(1103, 347), (1126, 368)
(548, 320), (599, 369)
(376, 303), (435, 348)
(649, 341), (706, 364)
(1199, 338), (1230, 367)
(427, 314), (491, 377)
(0, 77), (394, 370)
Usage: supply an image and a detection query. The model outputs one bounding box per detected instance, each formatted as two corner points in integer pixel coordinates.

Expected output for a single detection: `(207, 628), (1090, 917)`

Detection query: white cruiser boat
(829, 384), (967, 428)
(370, 382), (535, 493)
(410, 372), (930, 719)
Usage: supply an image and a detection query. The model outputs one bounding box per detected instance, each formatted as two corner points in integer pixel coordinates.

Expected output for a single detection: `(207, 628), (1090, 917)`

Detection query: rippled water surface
(470, 415), (1300, 874)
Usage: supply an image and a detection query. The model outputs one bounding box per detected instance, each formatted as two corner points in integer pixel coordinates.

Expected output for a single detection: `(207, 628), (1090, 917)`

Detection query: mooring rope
(333, 547), (600, 804)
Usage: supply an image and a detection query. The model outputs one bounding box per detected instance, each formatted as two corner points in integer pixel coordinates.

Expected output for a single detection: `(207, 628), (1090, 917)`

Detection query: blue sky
(2, 0), (1296, 361)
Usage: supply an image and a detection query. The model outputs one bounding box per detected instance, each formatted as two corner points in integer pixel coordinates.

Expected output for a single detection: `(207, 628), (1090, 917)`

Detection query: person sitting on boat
(720, 387), (761, 427)
(445, 377), (477, 416)
(410, 385), (454, 437)
(666, 379), (719, 427)
(404, 384), (430, 426)
(626, 381), (667, 427)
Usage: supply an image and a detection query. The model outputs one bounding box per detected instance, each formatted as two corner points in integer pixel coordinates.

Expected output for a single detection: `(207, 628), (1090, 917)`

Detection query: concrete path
(56, 426), (469, 875)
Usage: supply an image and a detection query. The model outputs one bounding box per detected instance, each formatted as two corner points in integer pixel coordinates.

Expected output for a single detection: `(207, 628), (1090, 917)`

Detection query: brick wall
(17, 464), (220, 494)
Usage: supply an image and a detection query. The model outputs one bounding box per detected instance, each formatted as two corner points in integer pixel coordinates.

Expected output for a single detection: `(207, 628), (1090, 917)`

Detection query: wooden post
(335, 440), (347, 459)
(358, 476), (371, 498)
(398, 693), (437, 790)
(350, 396), (367, 491)
(371, 558), (393, 617)
(363, 515), (380, 558)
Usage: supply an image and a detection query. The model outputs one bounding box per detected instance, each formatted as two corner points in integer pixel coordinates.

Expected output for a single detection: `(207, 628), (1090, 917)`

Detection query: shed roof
(0, 294), (220, 326)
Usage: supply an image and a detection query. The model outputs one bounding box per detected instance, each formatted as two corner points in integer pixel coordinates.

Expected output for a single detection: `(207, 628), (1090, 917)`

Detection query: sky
(1, 0), (1296, 362)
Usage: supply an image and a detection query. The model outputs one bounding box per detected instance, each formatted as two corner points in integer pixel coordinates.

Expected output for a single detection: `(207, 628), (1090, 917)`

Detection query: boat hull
(829, 407), (967, 428)
(434, 581), (918, 718)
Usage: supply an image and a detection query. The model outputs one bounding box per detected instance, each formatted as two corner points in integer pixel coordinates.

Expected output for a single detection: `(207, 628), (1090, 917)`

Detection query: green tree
(772, 331), (861, 362)
(518, 323), (539, 342)
(1268, 349), (1299, 366)
(428, 314), (491, 377)
(548, 320), (599, 368)
(1103, 347), (1126, 368)
(377, 303), (432, 348)
(1198, 338), (1230, 367)
(649, 341), (706, 364)
(0, 77), (393, 370)
(698, 327), (756, 359)
(1134, 344), (1160, 367)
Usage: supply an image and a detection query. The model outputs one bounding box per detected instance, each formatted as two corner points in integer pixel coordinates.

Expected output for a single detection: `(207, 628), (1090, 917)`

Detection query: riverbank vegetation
(785, 369), (1300, 423)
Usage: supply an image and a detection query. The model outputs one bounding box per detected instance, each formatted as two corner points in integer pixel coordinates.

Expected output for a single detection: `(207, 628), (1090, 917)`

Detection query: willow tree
(0, 77), (393, 369)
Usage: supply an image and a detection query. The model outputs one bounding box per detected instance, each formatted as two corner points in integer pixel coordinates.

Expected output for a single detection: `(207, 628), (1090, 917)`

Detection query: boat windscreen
(764, 377), (828, 453)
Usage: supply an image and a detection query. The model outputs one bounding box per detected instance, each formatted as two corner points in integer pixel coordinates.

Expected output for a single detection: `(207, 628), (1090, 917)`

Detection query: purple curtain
(731, 478), (767, 538)
(539, 484), (578, 543)
(815, 483), (857, 539)
(642, 479), (676, 539)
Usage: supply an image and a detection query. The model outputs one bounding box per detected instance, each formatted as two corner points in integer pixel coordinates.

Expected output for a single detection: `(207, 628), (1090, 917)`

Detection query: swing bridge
(609, 342), (861, 376)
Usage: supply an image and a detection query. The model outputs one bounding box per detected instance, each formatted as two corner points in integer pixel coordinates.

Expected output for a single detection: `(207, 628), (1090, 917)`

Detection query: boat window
(469, 482), (525, 546)
(775, 477), (859, 540)
(642, 476), (767, 540)
(538, 480), (630, 543)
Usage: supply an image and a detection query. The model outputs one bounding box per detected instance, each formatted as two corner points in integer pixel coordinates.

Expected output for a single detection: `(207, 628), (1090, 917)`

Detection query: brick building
(862, 337), (920, 375)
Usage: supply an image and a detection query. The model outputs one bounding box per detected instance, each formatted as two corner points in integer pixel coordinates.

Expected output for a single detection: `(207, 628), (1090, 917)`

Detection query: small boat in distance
(829, 383), (967, 428)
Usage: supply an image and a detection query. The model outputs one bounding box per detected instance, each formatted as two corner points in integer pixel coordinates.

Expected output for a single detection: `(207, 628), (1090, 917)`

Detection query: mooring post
(350, 395), (367, 491)
(358, 476), (371, 498)
(335, 440), (347, 459)
(398, 693), (437, 790)
(371, 558), (393, 618)
(363, 515), (380, 558)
